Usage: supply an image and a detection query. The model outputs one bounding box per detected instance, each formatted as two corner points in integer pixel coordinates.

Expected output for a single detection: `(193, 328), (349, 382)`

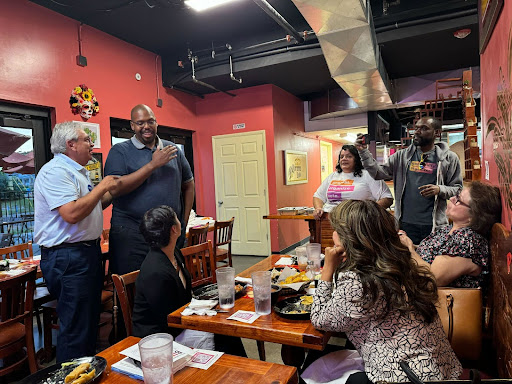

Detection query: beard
(413, 135), (433, 147)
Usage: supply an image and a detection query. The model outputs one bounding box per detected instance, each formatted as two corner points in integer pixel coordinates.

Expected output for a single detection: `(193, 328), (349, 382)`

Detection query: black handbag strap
(446, 293), (454, 342)
(400, 361), (484, 384)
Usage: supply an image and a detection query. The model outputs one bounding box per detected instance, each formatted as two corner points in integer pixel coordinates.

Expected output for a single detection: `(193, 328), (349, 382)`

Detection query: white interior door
(212, 131), (270, 256)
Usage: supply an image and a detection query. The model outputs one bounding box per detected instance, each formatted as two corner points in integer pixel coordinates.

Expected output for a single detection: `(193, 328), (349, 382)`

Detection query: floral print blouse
(416, 226), (488, 288)
(311, 273), (462, 383)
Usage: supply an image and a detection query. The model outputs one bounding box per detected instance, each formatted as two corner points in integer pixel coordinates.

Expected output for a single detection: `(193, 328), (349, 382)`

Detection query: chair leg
(257, 340), (266, 361)
(25, 318), (38, 373)
(35, 309), (42, 336)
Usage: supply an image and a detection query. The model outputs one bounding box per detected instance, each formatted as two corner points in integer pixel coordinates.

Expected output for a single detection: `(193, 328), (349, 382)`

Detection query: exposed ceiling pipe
(190, 57), (236, 97)
(229, 55), (242, 84)
(169, 43), (320, 88)
(252, 0), (305, 44)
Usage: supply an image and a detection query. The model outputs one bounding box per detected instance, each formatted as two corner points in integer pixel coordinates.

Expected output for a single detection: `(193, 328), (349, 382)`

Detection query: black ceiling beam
(252, 0), (305, 44)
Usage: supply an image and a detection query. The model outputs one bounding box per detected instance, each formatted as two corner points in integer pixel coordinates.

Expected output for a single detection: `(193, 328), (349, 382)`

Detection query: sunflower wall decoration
(69, 84), (99, 120)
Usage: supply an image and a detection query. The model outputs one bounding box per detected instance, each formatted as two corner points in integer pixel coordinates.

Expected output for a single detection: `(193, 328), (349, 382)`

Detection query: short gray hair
(50, 121), (81, 154)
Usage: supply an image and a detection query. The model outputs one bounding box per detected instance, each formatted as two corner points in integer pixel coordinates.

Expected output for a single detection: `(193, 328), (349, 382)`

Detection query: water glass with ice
(295, 246), (308, 271)
(251, 270), (271, 315)
(216, 266), (235, 309)
(138, 333), (173, 384)
(306, 243), (322, 274)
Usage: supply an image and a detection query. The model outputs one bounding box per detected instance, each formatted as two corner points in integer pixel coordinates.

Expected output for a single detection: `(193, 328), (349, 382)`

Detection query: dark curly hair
(329, 200), (438, 323)
(140, 205), (179, 248)
(335, 145), (363, 177)
(468, 181), (502, 238)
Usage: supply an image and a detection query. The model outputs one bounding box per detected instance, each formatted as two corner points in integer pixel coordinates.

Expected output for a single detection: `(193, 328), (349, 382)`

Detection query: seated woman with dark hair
(400, 181), (502, 288)
(307, 200), (461, 384)
(132, 205), (246, 356)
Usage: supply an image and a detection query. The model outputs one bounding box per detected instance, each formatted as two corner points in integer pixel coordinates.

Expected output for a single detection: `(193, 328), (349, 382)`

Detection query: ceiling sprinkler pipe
(252, 0), (305, 44)
(191, 57), (236, 97)
(229, 55), (242, 84)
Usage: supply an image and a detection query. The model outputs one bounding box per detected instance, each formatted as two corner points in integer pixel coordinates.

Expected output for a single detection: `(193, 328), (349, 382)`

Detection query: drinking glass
(216, 266), (235, 309)
(295, 246), (308, 271)
(139, 333), (173, 384)
(306, 243), (321, 274)
(251, 270), (271, 315)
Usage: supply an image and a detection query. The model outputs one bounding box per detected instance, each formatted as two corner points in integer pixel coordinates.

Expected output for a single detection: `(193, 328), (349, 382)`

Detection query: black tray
(274, 295), (312, 320)
(19, 356), (107, 384)
(193, 283), (247, 300)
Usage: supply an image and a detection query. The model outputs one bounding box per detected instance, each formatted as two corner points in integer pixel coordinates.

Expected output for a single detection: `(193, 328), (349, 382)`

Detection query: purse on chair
(436, 288), (482, 361)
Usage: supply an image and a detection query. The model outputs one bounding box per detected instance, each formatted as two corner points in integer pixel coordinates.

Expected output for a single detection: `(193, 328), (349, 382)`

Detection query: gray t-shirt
(105, 136), (194, 230)
(401, 148), (437, 225)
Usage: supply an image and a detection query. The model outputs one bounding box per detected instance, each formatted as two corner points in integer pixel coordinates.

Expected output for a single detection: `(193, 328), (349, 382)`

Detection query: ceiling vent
(292, 0), (393, 115)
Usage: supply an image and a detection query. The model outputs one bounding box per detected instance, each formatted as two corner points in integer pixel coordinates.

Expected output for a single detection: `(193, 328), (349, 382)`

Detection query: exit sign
(233, 123), (245, 130)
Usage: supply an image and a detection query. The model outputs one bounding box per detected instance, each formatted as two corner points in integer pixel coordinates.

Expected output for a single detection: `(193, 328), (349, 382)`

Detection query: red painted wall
(0, 0), (198, 229)
(0, 1), (333, 252)
(194, 85), (281, 249)
(480, 1), (512, 229)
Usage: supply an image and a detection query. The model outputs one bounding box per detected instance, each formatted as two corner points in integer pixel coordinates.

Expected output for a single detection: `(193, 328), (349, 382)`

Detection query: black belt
(42, 238), (100, 250)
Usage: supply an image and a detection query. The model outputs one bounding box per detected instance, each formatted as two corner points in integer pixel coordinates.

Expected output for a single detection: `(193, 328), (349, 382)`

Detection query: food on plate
(280, 271), (310, 285)
(235, 284), (245, 294)
(300, 295), (313, 306)
(70, 369), (96, 384)
(65, 363), (90, 383)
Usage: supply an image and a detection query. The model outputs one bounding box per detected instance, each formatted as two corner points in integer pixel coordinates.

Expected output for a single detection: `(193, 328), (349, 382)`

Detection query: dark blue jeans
(40, 243), (103, 362)
(399, 221), (433, 246)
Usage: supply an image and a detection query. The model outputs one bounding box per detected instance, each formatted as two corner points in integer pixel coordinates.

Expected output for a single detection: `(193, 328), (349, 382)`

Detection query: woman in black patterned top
(400, 181), (501, 288)
(310, 200), (462, 384)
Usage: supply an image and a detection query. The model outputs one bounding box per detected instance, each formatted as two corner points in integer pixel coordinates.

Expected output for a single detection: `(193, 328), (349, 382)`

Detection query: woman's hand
(398, 231), (414, 251)
(321, 245), (347, 282)
(313, 208), (324, 220)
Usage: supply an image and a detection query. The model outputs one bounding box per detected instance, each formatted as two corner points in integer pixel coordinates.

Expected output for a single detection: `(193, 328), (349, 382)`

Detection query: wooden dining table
(96, 336), (298, 384)
(168, 254), (330, 367)
(0, 257), (41, 282)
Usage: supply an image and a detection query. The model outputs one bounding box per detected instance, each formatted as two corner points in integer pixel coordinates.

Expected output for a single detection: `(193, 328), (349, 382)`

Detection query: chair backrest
(214, 217), (234, 249)
(111, 270), (139, 336)
(181, 240), (216, 288)
(0, 267), (36, 328)
(0, 233), (13, 248)
(102, 228), (110, 243)
(188, 223), (209, 247)
(0, 242), (33, 260)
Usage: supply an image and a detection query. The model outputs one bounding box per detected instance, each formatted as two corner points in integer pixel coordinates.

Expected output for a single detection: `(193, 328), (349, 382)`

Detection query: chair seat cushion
(0, 322), (25, 348)
(34, 286), (51, 302)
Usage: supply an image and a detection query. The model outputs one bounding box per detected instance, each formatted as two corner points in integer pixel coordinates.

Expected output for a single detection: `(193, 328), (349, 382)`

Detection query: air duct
(292, 0), (393, 114)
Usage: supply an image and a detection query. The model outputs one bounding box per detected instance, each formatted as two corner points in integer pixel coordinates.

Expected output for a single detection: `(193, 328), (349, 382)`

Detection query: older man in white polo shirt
(34, 121), (120, 362)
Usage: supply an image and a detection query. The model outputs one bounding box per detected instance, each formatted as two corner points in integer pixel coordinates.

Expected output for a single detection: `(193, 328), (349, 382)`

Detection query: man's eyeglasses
(454, 190), (471, 208)
(131, 119), (157, 127)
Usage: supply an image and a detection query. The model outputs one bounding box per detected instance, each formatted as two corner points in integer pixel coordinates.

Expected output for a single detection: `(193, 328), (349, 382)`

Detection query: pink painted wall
(480, 1), (512, 229)
(0, 0), (198, 229)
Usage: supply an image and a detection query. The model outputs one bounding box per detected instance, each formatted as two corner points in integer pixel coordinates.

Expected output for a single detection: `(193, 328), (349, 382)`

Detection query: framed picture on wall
(285, 150), (308, 185)
(85, 152), (103, 187)
(74, 121), (101, 148)
(479, 0), (504, 54)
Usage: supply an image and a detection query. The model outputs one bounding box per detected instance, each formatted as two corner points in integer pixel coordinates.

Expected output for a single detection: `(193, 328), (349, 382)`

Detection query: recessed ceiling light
(185, 0), (241, 11)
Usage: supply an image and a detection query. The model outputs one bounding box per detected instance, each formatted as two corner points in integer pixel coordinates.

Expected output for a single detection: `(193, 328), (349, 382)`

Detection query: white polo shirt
(34, 153), (102, 247)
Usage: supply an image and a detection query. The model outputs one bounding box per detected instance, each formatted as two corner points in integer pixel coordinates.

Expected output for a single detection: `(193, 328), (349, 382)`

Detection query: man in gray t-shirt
(356, 117), (462, 244)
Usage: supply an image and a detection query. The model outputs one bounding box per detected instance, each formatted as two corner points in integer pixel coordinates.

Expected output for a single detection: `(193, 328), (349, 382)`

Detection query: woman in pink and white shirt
(313, 145), (393, 219)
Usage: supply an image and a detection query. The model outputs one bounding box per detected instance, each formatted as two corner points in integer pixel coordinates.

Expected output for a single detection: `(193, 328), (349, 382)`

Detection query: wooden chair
(0, 241), (33, 260)
(181, 240), (216, 288)
(187, 223), (209, 247)
(213, 218), (234, 267)
(111, 270), (139, 337)
(0, 267), (38, 376)
(0, 242), (52, 336)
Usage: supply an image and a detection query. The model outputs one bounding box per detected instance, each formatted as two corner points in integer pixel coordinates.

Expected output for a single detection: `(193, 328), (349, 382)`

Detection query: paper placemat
(227, 310), (261, 324)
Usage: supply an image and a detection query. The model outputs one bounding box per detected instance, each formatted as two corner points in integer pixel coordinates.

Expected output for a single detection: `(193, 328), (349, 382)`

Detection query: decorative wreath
(69, 84), (100, 119)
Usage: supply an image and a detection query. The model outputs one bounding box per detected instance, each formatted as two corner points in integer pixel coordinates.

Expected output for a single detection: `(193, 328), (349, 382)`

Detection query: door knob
(218, 201), (224, 205)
